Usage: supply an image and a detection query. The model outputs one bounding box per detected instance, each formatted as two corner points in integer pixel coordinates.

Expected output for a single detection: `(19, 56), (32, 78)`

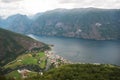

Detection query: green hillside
(0, 28), (50, 66)
(0, 28), (68, 79)
(1, 64), (120, 80)
(2, 52), (46, 80)
(4, 52), (47, 69)
(22, 64), (120, 80)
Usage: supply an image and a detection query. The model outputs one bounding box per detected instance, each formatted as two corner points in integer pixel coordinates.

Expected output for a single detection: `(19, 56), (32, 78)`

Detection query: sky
(0, 0), (120, 18)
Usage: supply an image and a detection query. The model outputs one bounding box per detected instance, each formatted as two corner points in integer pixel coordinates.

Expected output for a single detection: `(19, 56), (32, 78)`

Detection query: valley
(0, 28), (120, 80)
(0, 28), (69, 79)
(0, 6), (120, 80)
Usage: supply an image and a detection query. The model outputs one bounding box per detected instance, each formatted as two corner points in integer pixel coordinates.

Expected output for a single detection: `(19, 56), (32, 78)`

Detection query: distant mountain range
(0, 8), (120, 40)
(0, 28), (49, 66)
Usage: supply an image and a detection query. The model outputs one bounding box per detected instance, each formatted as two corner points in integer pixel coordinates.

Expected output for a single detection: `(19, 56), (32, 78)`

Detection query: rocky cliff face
(1, 8), (120, 40)
(30, 8), (120, 40)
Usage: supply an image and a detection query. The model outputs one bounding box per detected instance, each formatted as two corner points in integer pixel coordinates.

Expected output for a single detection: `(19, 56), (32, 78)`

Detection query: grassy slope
(0, 28), (49, 66)
(3, 52), (46, 79)
(6, 70), (37, 80)
(1, 58), (120, 80)
(4, 52), (47, 69)
(3, 64), (120, 80)
(6, 71), (21, 79)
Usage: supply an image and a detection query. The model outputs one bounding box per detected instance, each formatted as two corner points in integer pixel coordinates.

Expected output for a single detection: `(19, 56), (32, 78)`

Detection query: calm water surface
(29, 34), (120, 65)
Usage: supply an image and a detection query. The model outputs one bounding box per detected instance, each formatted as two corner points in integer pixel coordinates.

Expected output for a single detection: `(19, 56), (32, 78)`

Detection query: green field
(4, 52), (47, 69)
(22, 54), (37, 65)
(6, 70), (21, 80)
(38, 52), (45, 58)
(6, 70), (38, 80)
(3, 52), (47, 79)
(37, 52), (47, 68)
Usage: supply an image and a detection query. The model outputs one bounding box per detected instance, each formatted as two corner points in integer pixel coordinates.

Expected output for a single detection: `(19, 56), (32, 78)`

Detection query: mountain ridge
(0, 8), (120, 40)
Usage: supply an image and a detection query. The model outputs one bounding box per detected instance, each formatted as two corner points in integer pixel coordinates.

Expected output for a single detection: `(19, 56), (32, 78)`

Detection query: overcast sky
(0, 0), (120, 18)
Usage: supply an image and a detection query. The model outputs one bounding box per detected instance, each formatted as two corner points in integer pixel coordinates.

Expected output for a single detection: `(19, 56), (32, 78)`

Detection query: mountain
(0, 28), (49, 66)
(0, 18), (7, 28)
(0, 8), (120, 40)
(6, 14), (32, 34)
(30, 8), (120, 40)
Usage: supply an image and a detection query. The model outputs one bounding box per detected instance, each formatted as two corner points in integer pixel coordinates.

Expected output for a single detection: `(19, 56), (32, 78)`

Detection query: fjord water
(29, 34), (120, 65)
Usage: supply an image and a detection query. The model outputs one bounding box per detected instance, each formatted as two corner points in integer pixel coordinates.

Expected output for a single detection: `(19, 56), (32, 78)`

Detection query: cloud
(1, 0), (22, 3)
(0, 0), (24, 18)
(58, 0), (120, 9)
(58, 0), (92, 4)
(0, 0), (120, 18)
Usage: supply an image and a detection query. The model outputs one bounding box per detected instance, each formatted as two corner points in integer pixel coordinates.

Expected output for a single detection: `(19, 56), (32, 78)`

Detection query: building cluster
(17, 69), (31, 78)
(45, 50), (71, 68)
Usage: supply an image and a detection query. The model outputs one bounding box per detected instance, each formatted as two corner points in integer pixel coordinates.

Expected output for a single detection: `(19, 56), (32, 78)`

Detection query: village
(17, 48), (71, 79)
(45, 50), (71, 69)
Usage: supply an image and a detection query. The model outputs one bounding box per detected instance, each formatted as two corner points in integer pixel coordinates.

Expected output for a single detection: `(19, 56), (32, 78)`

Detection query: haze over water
(29, 34), (120, 65)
